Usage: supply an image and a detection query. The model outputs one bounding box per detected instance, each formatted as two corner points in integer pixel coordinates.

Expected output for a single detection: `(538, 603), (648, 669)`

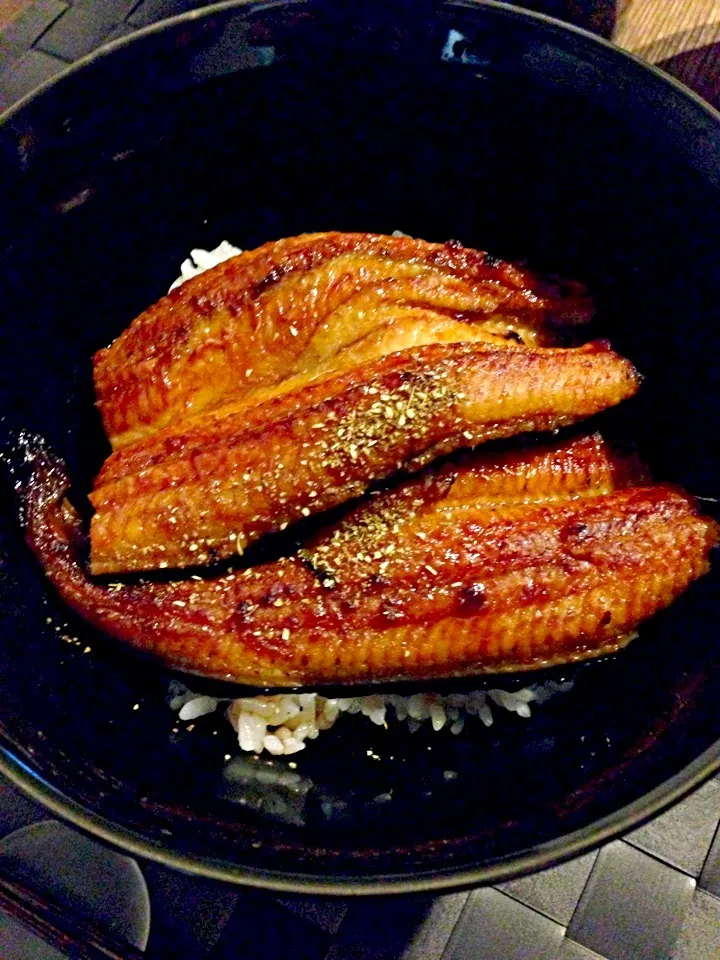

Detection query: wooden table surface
(616, 0), (720, 108)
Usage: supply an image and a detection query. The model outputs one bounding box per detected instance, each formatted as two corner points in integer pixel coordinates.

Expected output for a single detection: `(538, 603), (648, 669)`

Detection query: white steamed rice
(169, 681), (575, 756)
(167, 239), (574, 757)
(168, 240), (243, 292)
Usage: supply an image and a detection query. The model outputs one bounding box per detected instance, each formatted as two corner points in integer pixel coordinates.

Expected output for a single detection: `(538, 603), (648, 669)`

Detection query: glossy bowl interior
(1, 0), (719, 892)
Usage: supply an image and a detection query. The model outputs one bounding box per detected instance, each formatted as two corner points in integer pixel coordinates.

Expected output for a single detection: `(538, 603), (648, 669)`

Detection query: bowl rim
(1, 738), (718, 894)
(1, 0), (720, 893)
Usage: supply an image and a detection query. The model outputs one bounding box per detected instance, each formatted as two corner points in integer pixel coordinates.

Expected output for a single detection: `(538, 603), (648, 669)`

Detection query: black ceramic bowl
(1, 0), (719, 894)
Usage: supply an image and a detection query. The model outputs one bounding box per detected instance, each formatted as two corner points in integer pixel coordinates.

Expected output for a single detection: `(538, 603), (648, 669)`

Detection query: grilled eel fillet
(94, 232), (594, 450)
(89, 340), (639, 574)
(24, 434), (719, 687)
